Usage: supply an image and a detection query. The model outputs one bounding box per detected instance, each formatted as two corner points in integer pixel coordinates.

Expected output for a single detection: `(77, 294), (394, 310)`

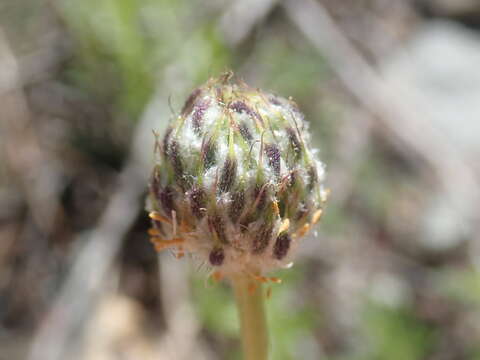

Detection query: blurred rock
(382, 21), (480, 158)
(369, 272), (412, 308)
(420, 193), (469, 252)
(83, 294), (157, 360)
(381, 21), (479, 251)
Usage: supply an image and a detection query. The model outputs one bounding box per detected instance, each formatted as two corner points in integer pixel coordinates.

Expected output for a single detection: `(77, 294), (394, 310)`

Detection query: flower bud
(147, 73), (327, 278)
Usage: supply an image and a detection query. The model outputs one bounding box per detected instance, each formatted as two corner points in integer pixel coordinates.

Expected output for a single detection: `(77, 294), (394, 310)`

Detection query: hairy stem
(231, 274), (269, 360)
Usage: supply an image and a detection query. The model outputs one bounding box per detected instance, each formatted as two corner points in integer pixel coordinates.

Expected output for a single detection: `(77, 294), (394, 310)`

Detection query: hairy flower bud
(147, 74), (327, 278)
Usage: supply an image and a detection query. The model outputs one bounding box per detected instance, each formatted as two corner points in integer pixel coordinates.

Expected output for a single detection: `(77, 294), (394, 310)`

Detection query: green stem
(231, 275), (269, 360)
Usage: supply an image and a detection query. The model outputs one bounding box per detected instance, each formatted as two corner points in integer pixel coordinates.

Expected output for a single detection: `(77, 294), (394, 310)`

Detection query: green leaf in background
(357, 302), (434, 360)
(59, 0), (230, 121)
(266, 267), (318, 360)
(435, 268), (480, 359)
(59, 0), (154, 119)
(437, 268), (480, 306)
(192, 275), (240, 338)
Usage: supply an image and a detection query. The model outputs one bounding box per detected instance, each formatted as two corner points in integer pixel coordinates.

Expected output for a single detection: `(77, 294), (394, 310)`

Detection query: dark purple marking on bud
(162, 127), (173, 158)
(252, 225), (273, 254)
(181, 88), (201, 116)
(168, 140), (185, 186)
(191, 99), (210, 134)
(254, 183), (268, 212)
(218, 157), (237, 193)
(265, 143), (281, 177)
(229, 101), (263, 126)
(202, 138), (217, 169)
(238, 122), (253, 143)
(229, 190), (245, 222)
(230, 101), (251, 114)
(273, 233), (291, 260)
(278, 198), (287, 218)
(159, 186), (175, 218)
(307, 165), (318, 191)
(208, 214), (228, 244)
(209, 247), (225, 266)
(189, 187), (206, 218)
(286, 127), (302, 159)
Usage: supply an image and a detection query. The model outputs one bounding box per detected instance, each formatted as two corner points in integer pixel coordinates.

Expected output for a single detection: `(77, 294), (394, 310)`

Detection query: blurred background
(1, 0), (480, 359)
